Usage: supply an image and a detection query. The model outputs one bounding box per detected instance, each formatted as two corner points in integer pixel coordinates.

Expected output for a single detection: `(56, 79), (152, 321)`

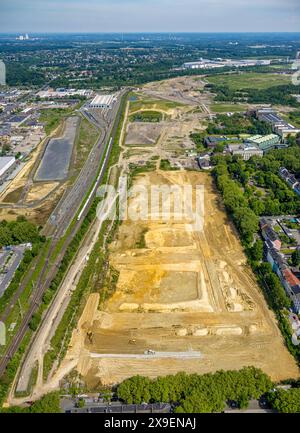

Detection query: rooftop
(90, 94), (115, 106)
(0, 156), (15, 171)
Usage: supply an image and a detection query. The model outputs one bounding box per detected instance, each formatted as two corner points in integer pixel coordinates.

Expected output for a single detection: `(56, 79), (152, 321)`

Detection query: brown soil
(68, 171), (299, 386)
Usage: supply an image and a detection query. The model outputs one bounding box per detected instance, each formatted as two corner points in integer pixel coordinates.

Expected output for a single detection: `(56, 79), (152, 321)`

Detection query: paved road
(0, 90), (127, 378)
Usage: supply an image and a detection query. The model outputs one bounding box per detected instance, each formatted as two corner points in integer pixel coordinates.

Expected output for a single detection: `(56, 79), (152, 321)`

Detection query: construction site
(60, 170), (298, 388)
(9, 78), (299, 405)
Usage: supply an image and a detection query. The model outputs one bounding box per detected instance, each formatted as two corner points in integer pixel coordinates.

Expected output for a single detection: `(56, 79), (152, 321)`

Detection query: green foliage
(39, 108), (74, 135)
(0, 219), (41, 247)
(267, 388), (300, 413)
(247, 240), (264, 262)
(292, 249), (300, 267)
(258, 265), (291, 310)
(159, 159), (179, 171)
(77, 398), (85, 408)
(130, 111), (163, 123)
(208, 81), (300, 107)
(6, 63), (46, 86)
(29, 312), (42, 331)
(117, 367), (273, 413)
(190, 133), (206, 151)
(207, 113), (273, 135)
(4, 392), (61, 413)
(213, 164), (258, 245)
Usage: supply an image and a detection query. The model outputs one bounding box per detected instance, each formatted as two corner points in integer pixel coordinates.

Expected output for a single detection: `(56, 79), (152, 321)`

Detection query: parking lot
(0, 244), (29, 298)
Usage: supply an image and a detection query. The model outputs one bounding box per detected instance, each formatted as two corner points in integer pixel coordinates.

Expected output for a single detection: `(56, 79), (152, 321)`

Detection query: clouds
(0, 0), (299, 32)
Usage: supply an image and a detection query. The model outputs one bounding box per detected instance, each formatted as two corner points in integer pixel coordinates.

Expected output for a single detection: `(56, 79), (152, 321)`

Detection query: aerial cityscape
(0, 0), (300, 421)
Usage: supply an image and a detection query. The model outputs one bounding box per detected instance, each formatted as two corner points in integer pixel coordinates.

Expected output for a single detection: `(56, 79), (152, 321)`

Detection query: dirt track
(66, 171), (299, 387)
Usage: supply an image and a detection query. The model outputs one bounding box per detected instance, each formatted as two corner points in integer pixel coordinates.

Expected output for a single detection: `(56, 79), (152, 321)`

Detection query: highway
(0, 90), (127, 378)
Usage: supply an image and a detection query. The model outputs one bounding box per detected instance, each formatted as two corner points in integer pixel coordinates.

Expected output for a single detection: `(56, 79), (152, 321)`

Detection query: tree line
(117, 367), (273, 413)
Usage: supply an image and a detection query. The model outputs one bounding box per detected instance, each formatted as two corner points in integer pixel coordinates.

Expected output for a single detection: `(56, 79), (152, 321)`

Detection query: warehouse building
(256, 108), (300, 141)
(228, 143), (263, 160)
(0, 156), (16, 184)
(246, 134), (284, 152)
(90, 94), (116, 109)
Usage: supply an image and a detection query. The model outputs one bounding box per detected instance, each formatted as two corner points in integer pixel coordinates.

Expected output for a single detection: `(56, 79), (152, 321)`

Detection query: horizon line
(1, 31), (300, 35)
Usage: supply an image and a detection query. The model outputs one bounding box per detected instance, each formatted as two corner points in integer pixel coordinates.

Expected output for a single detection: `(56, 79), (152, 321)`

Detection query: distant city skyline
(0, 0), (300, 33)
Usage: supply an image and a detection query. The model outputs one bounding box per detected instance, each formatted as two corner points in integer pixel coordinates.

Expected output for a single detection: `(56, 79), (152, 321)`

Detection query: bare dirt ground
(125, 123), (163, 146)
(143, 76), (212, 107)
(25, 182), (60, 203)
(0, 122), (70, 224)
(67, 171), (299, 387)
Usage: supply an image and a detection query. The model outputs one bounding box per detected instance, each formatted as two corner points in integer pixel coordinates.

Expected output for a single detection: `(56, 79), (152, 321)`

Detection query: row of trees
(117, 367), (273, 413)
(213, 160), (259, 245)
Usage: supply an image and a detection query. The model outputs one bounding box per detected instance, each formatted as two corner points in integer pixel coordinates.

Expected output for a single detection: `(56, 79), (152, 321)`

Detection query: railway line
(0, 90), (127, 378)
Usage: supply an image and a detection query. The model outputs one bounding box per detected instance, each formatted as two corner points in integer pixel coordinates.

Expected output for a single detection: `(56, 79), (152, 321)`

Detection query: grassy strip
(43, 222), (105, 380)
(0, 330), (32, 408)
(39, 107), (75, 135)
(14, 361), (38, 398)
(42, 198), (101, 379)
(206, 72), (290, 91)
(129, 110), (163, 123)
(0, 241), (51, 356)
(70, 116), (100, 183)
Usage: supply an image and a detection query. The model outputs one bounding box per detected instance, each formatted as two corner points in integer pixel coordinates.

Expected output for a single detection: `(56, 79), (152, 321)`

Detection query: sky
(0, 0), (299, 33)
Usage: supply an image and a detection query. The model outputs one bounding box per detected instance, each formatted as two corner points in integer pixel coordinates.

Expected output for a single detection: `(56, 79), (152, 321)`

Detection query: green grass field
(129, 97), (183, 114)
(207, 72), (291, 90)
(211, 103), (248, 113)
(129, 110), (163, 122)
(39, 107), (74, 135)
(72, 117), (99, 176)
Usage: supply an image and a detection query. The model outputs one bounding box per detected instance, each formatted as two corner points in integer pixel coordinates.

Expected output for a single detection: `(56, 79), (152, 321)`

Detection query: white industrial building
(0, 157), (16, 183)
(0, 60), (6, 86)
(90, 94), (116, 109)
(183, 58), (271, 70)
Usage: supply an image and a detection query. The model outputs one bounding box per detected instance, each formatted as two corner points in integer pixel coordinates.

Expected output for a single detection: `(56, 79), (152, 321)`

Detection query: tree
(77, 398), (85, 408)
(292, 249), (300, 267)
(233, 207), (259, 245)
(267, 389), (300, 413)
(287, 135), (297, 147)
(248, 240), (264, 262)
(117, 367), (273, 413)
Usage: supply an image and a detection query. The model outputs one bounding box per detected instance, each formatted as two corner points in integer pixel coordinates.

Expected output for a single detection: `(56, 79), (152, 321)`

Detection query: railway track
(0, 91), (127, 377)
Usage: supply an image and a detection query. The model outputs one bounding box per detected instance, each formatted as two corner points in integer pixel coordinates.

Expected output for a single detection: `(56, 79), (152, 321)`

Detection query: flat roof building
(246, 134), (284, 152)
(0, 156), (16, 181)
(256, 108), (300, 141)
(228, 143), (263, 161)
(90, 94), (116, 109)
